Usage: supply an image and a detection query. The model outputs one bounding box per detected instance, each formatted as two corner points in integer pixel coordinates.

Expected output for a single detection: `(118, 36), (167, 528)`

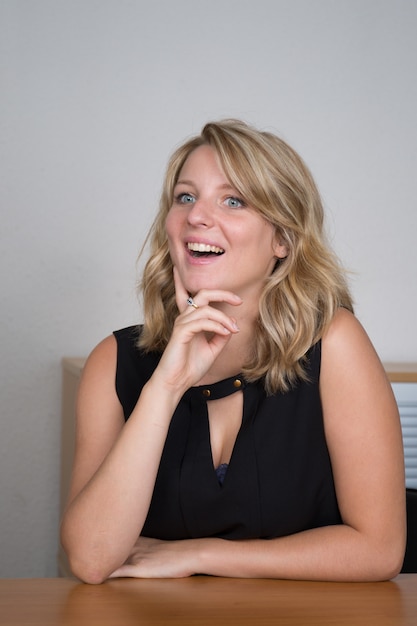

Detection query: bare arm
(110, 309), (406, 582)
(59, 336), (183, 584)
(202, 311), (406, 581)
(60, 270), (242, 584)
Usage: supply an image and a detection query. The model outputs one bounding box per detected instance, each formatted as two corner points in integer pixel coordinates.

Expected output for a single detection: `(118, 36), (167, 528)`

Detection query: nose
(186, 198), (214, 227)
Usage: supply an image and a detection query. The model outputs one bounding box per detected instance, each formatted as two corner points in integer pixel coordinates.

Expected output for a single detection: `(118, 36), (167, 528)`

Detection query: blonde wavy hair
(138, 119), (353, 393)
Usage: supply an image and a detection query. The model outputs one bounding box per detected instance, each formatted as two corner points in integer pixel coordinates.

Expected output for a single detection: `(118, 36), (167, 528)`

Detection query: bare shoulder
(81, 334), (118, 381)
(320, 314), (405, 568)
(320, 307), (400, 442)
(322, 307), (373, 351)
(77, 333), (124, 429)
(66, 335), (125, 506)
(321, 308), (387, 383)
(319, 307), (400, 444)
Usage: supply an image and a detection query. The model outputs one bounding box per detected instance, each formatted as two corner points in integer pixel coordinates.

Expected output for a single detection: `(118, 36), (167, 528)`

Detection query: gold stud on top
(233, 379), (242, 388)
(202, 389), (211, 398)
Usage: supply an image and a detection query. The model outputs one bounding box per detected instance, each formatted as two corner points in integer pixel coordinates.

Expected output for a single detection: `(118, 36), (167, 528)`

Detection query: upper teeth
(187, 242), (224, 254)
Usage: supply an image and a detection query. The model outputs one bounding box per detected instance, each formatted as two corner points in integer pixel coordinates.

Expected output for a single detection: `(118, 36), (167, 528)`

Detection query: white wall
(1, 0), (416, 577)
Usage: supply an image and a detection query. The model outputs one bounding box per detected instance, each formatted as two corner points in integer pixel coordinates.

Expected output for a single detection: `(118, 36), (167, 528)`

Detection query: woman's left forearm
(195, 524), (404, 582)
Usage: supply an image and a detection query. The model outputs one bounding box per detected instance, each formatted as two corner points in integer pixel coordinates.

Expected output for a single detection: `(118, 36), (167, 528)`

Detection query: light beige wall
(1, 0), (416, 576)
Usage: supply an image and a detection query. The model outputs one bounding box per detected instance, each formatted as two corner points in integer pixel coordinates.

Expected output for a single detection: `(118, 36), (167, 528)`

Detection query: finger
(173, 266), (189, 313)
(173, 266), (243, 313)
(181, 317), (236, 337)
(175, 303), (240, 335)
(108, 565), (137, 579)
(192, 289), (242, 308)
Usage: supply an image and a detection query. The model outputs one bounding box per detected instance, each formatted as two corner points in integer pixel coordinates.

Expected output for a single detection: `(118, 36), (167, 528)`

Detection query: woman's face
(165, 145), (287, 300)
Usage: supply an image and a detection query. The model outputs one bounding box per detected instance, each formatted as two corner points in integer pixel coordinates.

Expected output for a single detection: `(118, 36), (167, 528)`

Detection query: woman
(60, 119), (406, 584)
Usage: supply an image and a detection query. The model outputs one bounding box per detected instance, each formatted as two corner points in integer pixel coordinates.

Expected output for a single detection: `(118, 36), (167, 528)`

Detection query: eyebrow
(175, 179), (194, 187)
(175, 180), (236, 191)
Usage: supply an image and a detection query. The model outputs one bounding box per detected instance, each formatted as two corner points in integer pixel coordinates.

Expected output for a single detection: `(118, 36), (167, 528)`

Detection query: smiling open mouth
(187, 243), (225, 257)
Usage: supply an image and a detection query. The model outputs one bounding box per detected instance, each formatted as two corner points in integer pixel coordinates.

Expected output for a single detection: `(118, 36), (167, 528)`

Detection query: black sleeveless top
(113, 326), (342, 540)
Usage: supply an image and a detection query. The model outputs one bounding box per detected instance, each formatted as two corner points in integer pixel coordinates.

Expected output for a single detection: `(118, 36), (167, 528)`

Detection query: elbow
(64, 550), (111, 585)
(370, 536), (407, 581)
(73, 566), (109, 586)
(60, 532), (112, 585)
(383, 544), (407, 580)
(383, 522), (408, 580)
(374, 556), (403, 582)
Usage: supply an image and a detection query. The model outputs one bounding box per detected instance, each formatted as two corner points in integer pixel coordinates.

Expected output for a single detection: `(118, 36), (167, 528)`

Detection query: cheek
(164, 210), (174, 236)
(165, 207), (185, 233)
(165, 212), (180, 260)
(247, 222), (276, 251)
(165, 212), (176, 243)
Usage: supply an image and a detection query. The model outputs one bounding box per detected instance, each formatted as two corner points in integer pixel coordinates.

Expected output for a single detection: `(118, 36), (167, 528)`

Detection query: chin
(189, 277), (228, 294)
(182, 274), (219, 294)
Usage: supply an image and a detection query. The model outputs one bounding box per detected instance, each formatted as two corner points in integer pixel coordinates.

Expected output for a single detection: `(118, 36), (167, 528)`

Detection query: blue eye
(225, 196), (244, 208)
(176, 193), (195, 204)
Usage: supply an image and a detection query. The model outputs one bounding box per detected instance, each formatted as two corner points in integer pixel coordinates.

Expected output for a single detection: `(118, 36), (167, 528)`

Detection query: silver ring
(186, 296), (199, 309)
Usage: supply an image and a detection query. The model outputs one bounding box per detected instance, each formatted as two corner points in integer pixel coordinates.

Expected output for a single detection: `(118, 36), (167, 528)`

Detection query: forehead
(177, 145), (227, 182)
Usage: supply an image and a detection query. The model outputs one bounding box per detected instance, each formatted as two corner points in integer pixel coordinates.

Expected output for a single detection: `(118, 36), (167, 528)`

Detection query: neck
(197, 305), (257, 385)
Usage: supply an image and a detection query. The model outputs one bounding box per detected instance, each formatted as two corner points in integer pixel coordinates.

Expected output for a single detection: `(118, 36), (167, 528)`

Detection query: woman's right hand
(152, 267), (242, 394)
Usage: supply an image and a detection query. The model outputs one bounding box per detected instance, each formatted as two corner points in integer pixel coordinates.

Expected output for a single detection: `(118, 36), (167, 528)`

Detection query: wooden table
(1, 575), (416, 625)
